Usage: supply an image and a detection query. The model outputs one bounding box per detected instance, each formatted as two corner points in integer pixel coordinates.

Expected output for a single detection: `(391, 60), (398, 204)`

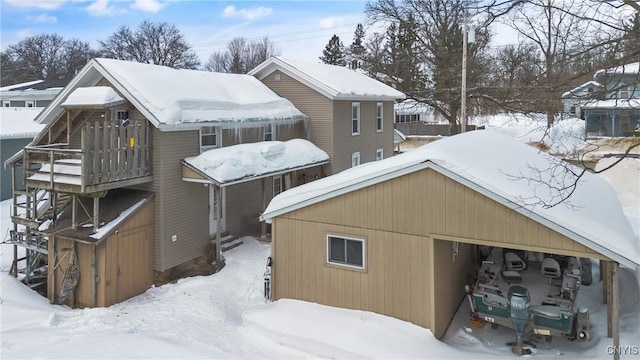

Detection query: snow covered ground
(1, 116), (639, 359)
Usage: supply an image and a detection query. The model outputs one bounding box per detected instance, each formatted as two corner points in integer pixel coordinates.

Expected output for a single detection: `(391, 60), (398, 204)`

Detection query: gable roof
(561, 81), (602, 99)
(33, 58), (307, 132)
(249, 56), (406, 101)
(261, 130), (640, 269)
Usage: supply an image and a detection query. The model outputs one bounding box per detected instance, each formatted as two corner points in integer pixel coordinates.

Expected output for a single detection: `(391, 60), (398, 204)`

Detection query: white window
(327, 235), (365, 269)
(25, 101), (34, 108)
(3, 101), (10, 107)
(351, 102), (360, 135)
(376, 102), (383, 132)
(273, 176), (282, 197)
(200, 126), (219, 152)
(264, 123), (273, 141)
(620, 87), (630, 99)
(351, 152), (360, 167)
(376, 148), (384, 161)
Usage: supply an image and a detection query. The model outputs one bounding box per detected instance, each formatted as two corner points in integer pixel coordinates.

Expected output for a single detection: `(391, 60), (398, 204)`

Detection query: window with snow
(352, 102), (360, 135)
(3, 101), (10, 107)
(201, 126), (219, 152)
(115, 110), (129, 120)
(25, 101), (34, 108)
(376, 148), (383, 161)
(376, 103), (383, 132)
(327, 235), (365, 269)
(351, 152), (360, 167)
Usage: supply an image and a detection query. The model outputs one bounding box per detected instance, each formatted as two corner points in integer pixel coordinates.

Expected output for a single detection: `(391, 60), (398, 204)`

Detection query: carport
(260, 131), (639, 359)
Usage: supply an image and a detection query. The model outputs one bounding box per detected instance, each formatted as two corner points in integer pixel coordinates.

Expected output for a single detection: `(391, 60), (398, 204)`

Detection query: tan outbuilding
(261, 130), (639, 341)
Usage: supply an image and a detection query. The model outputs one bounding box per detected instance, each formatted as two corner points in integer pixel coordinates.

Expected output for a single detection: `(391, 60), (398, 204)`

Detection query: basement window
(327, 235), (365, 269)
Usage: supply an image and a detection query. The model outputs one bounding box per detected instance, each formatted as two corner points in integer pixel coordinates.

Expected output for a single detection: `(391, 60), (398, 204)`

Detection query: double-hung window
(376, 103), (383, 132)
(351, 152), (360, 167)
(3, 101), (10, 107)
(201, 126), (219, 152)
(376, 148), (383, 161)
(273, 176), (282, 197)
(327, 235), (365, 269)
(351, 102), (360, 135)
(25, 101), (34, 108)
(264, 123), (273, 141)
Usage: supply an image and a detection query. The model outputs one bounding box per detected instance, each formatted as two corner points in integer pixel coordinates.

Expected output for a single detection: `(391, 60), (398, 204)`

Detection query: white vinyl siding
(352, 102), (360, 135)
(376, 102), (383, 132)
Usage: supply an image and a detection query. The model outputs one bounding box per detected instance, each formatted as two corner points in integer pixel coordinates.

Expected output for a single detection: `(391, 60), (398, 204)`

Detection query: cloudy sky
(0, 0), (372, 64)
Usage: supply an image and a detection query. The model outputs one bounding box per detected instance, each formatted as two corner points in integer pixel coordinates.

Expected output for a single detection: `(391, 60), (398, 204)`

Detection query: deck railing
(23, 118), (151, 192)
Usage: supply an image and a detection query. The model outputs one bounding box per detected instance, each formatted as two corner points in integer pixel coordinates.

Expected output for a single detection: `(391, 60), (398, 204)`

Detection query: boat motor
(507, 285), (532, 355)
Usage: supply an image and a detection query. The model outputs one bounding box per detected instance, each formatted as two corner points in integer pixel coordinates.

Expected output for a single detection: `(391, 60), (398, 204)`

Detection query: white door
(209, 185), (226, 235)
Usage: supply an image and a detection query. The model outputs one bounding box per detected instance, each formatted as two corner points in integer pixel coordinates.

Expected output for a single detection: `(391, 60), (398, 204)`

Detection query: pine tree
(319, 35), (346, 66)
(347, 24), (367, 69)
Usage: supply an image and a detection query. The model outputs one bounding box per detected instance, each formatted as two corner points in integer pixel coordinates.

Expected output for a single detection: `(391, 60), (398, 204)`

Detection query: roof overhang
(182, 158), (329, 188)
(260, 159), (639, 269)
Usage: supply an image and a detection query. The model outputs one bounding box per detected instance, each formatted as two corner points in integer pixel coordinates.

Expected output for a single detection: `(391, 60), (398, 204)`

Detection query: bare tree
(1, 34), (95, 84)
(204, 37), (280, 74)
(366, 0), (492, 134)
(99, 20), (200, 69)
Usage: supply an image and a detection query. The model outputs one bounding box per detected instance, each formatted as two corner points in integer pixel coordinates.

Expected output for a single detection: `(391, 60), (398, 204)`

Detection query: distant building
(0, 79), (67, 200)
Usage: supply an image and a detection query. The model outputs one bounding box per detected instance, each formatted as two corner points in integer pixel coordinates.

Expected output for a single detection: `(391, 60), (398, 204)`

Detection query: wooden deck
(23, 118), (152, 194)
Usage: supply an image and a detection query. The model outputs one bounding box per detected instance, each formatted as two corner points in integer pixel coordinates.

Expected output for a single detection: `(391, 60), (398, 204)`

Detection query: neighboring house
(0, 79), (68, 108)
(560, 80), (602, 120)
(0, 108), (45, 200)
(261, 130), (638, 340)
(0, 79), (67, 200)
(5, 58), (330, 307)
(249, 57), (406, 174)
(582, 62), (640, 137)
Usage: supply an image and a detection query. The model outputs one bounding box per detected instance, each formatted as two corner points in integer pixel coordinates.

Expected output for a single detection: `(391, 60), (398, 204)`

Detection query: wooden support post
(215, 185), (221, 264)
(599, 260), (604, 281)
(607, 261), (613, 338)
(93, 197), (99, 231)
(71, 195), (77, 229)
(261, 178), (267, 238)
(612, 262), (620, 360)
(602, 260), (609, 304)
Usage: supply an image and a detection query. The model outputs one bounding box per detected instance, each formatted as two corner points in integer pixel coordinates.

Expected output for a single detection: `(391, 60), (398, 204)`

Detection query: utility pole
(461, 7), (468, 133)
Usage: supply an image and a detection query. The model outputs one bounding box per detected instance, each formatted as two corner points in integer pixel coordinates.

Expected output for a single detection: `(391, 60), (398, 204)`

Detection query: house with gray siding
(581, 62), (640, 137)
(0, 79), (67, 200)
(5, 59), (328, 303)
(249, 57), (406, 175)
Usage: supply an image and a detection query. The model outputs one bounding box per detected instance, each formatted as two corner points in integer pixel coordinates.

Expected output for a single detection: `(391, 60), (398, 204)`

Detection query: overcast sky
(0, 0), (378, 65)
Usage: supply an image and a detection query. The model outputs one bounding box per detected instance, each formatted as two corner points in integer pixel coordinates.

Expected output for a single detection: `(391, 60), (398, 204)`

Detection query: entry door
(209, 185), (226, 235)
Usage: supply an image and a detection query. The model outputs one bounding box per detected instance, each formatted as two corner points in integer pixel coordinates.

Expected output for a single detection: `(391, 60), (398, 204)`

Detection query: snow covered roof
(594, 62), (640, 78)
(30, 58), (307, 132)
(61, 86), (126, 108)
(0, 108), (46, 139)
(249, 56), (406, 101)
(393, 129), (406, 144)
(583, 99), (640, 109)
(561, 81), (602, 99)
(394, 99), (432, 114)
(0, 80), (44, 91)
(91, 58), (306, 128)
(262, 130), (639, 269)
(183, 139), (329, 186)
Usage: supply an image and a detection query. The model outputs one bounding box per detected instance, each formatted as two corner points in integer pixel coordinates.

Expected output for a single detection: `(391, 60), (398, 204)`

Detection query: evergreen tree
(320, 35), (346, 66)
(347, 24), (367, 69)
